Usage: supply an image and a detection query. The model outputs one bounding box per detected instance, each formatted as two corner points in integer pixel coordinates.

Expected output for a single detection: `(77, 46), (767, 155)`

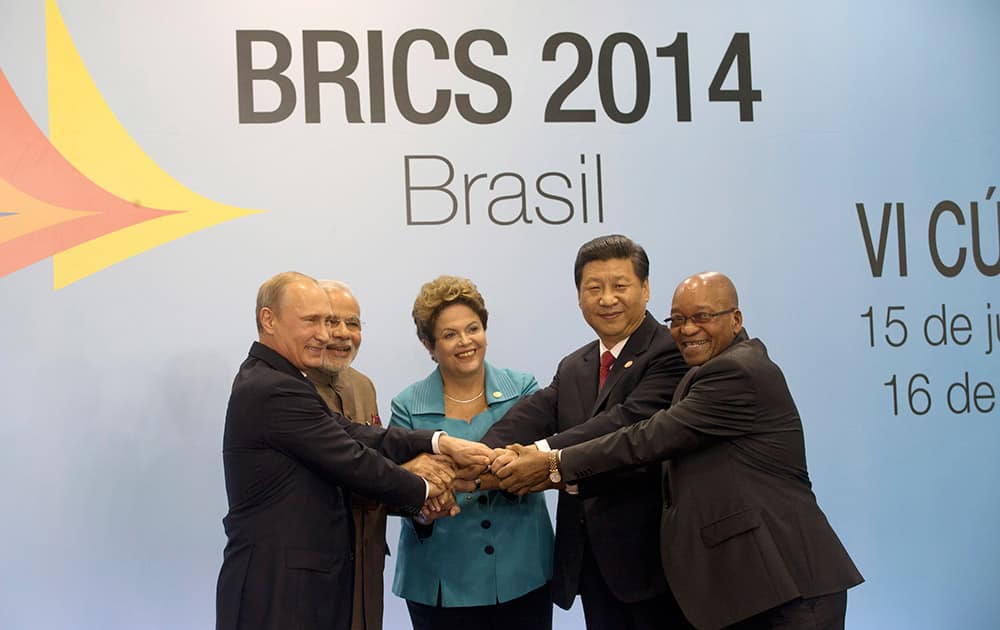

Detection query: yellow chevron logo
(0, 0), (262, 289)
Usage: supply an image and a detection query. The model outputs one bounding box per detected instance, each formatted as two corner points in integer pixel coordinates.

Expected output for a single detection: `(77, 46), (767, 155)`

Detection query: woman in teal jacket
(390, 275), (554, 630)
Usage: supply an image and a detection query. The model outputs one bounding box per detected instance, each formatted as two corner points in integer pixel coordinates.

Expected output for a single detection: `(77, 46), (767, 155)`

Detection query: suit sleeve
(481, 363), (560, 448)
(546, 341), (688, 449)
(561, 358), (755, 482)
(264, 378), (428, 510)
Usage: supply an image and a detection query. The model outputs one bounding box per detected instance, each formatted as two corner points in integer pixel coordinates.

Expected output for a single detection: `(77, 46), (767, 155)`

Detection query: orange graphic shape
(0, 70), (173, 279)
(0, 179), (97, 245)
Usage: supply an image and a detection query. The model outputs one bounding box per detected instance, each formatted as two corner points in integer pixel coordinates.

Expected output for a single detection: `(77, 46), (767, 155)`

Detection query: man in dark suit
(216, 271), (490, 630)
(544, 271), (864, 629)
(483, 235), (690, 629)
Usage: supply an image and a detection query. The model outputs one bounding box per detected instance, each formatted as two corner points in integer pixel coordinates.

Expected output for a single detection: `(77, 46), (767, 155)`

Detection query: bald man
(541, 272), (863, 629)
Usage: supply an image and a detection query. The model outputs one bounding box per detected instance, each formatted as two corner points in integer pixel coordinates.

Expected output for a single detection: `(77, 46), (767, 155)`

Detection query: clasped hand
(411, 438), (556, 524)
(491, 443), (558, 496)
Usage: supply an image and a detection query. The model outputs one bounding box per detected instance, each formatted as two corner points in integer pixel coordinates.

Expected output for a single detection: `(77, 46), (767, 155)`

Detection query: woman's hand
(438, 434), (493, 467)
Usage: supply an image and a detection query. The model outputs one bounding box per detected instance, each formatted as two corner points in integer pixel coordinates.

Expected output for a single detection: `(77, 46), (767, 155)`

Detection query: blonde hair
(412, 275), (488, 347)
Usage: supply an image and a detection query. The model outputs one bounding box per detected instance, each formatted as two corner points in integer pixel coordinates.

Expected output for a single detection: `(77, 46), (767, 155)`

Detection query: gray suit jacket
(560, 330), (863, 629)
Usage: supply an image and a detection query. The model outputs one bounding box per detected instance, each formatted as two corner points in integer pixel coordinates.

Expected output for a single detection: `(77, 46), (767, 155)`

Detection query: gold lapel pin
(492, 391), (502, 398)
(623, 360), (634, 368)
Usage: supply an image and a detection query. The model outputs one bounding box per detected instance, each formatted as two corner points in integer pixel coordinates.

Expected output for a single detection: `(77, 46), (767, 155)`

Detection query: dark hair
(573, 235), (650, 288)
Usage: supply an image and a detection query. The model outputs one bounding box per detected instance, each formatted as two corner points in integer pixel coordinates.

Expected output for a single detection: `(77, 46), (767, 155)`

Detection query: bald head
(668, 272), (743, 366)
(673, 272), (739, 309)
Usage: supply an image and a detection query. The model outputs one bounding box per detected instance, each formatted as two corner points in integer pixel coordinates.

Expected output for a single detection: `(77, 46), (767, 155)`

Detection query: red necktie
(599, 350), (615, 390)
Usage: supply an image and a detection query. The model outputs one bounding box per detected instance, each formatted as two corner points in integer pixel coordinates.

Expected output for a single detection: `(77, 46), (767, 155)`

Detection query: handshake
(405, 436), (559, 525)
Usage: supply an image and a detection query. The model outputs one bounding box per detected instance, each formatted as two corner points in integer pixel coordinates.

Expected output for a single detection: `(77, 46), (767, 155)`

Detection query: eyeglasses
(330, 317), (362, 332)
(664, 309), (736, 329)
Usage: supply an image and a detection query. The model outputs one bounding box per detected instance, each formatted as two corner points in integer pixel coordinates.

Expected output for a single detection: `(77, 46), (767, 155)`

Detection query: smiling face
(426, 303), (487, 380)
(669, 274), (743, 366)
(319, 288), (362, 374)
(577, 257), (650, 347)
(259, 280), (332, 372)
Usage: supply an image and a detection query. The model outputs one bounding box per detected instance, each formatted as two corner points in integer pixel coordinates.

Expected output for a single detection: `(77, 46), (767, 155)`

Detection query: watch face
(549, 470), (562, 483)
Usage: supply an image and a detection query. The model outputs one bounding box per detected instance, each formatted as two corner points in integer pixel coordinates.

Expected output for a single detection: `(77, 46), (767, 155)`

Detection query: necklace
(444, 389), (484, 404)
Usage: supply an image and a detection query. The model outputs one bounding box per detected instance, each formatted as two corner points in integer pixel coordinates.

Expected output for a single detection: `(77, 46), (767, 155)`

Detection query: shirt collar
(408, 362), (520, 415)
(599, 336), (629, 359)
(305, 367), (341, 388)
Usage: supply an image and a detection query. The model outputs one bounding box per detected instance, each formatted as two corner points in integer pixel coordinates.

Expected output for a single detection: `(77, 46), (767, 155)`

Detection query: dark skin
(494, 271), (742, 495)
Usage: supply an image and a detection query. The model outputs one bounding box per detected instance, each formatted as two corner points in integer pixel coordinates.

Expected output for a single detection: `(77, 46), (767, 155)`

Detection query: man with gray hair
(305, 281), (388, 630)
(216, 271), (489, 630)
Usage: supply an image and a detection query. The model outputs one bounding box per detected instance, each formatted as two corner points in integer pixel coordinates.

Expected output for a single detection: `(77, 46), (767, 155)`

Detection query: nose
(679, 318), (700, 335)
(331, 321), (351, 338)
(316, 323), (331, 343)
(598, 288), (618, 306)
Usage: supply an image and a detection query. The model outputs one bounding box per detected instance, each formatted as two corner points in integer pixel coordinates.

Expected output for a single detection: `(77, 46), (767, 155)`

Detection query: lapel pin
(624, 360), (634, 368)
(492, 391), (502, 398)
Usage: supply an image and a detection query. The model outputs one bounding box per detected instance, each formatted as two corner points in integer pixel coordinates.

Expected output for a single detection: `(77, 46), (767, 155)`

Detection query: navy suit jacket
(483, 313), (688, 609)
(216, 342), (433, 630)
(561, 331), (864, 629)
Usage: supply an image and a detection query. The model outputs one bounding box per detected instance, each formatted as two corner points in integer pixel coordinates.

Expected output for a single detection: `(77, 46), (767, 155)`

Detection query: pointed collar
(407, 362), (521, 416)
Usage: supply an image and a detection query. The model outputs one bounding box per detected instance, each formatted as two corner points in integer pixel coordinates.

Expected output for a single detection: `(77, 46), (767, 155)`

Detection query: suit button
(477, 495), (488, 505)
(481, 520), (492, 529)
(484, 545), (495, 555)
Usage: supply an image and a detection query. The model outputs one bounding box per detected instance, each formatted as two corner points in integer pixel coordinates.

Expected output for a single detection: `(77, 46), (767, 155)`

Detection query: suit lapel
(574, 342), (600, 421)
(590, 312), (657, 414)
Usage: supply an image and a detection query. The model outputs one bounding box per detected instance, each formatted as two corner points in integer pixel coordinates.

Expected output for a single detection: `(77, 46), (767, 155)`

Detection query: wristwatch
(548, 450), (562, 483)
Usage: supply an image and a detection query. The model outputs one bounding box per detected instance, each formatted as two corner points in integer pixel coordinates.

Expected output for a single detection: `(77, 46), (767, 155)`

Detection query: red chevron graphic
(0, 70), (173, 278)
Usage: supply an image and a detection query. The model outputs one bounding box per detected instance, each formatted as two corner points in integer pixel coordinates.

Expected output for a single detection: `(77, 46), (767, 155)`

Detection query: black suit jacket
(483, 313), (688, 609)
(561, 331), (864, 629)
(216, 342), (433, 630)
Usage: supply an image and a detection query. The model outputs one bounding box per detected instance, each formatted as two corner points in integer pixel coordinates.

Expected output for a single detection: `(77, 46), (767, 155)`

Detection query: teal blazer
(389, 363), (554, 607)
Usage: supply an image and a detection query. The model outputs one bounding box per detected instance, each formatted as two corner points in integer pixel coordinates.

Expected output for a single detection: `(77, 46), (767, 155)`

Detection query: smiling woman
(389, 275), (555, 630)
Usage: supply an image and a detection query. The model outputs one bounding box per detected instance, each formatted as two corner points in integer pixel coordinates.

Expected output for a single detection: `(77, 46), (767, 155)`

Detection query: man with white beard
(305, 281), (391, 630)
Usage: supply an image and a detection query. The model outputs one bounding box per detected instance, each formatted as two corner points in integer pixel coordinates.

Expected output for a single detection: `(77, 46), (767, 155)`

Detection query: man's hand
(402, 453), (457, 490)
(416, 490), (461, 525)
(490, 446), (517, 471)
(438, 434), (493, 467)
(494, 443), (554, 495)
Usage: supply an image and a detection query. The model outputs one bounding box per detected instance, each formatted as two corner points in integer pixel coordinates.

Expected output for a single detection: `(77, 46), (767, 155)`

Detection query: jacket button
(484, 545), (495, 555)
(481, 520), (492, 529)
(477, 495), (488, 505)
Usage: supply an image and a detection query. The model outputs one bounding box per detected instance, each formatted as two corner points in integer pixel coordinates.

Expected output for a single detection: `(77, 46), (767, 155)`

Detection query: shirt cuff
(535, 439), (551, 452)
(431, 430), (445, 454)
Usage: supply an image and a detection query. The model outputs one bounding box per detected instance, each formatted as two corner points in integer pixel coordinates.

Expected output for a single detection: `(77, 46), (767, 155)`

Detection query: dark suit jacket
(216, 342), (433, 630)
(560, 330), (864, 629)
(482, 313), (688, 609)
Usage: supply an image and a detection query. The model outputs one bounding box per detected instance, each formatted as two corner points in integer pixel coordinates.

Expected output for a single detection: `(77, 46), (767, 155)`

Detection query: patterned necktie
(599, 350), (615, 390)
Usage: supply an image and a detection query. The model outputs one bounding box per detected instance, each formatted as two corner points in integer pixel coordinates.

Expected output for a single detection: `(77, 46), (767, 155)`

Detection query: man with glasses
(217, 272), (486, 630)
(305, 281), (386, 630)
(542, 271), (864, 629)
